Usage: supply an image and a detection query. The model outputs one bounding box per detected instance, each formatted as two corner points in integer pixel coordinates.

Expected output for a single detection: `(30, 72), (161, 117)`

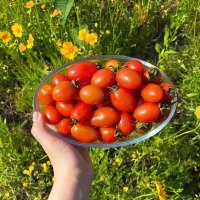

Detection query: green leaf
(164, 25), (169, 48)
(55, 0), (74, 26)
(155, 43), (161, 54)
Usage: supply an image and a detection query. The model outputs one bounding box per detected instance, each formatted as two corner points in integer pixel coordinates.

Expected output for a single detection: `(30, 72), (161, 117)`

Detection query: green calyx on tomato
(114, 128), (126, 141)
(135, 121), (152, 134)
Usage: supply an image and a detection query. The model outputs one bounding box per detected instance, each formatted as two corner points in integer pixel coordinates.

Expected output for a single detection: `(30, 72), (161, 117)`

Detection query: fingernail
(33, 112), (40, 122)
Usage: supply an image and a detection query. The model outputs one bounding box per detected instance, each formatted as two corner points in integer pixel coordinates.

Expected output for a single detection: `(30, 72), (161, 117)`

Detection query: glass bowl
(33, 55), (177, 148)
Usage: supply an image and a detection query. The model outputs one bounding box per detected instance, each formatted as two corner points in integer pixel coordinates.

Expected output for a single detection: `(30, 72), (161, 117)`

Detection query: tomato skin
(66, 61), (97, 84)
(117, 112), (134, 136)
(110, 87), (137, 112)
(43, 105), (62, 125)
(52, 81), (78, 102)
(142, 68), (162, 84)
(79, 85), (104, 105)
(159, 82), (175, 101)
(123, 60), (144, 74)
(116, 67), (141, 90)
(71, 123), (99, 143)
(141, 83), (163, 103)
(52, 73), (68, 87)
(133, 103), (161, 122)
(91, 68), (115, 88)
(56, 101), (74, 117)
(90, 107), (119, 127)
(70, 101), (92, 123)
(105, 59), (119, 69)
(99, 127), (117, 143)
(58, 118), (72, 136)
(38, 84), (54, 105)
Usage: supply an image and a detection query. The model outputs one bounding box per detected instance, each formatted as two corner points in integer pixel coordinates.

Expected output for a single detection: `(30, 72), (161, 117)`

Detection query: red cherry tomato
(52, 73), (68, 87)
(110, 87), (137, 112)
(79, 85), (104, 105)
(116, 67), (141, 90)
(105, 59), (120, 69)
(38, 84), (54, 105)
(117, 112), (134, 136)
(91, 68), (115, 88)
(70, 101), (92, 123)
(43, 105), (62, 125)
(142, 68), (162, 84)
(58, 118), (72, 136)
(90, 107), (119, 127)
(56, 101), (74, 117)
(66, 61), (97, 84)
(123, 60), (144, 74)
(133, 103), (161, 122)
(135, 121), (152, 134)
(159, 82), (175, 101)
(141, 83), (163, 103)
(99, 127), (117, 143)
(71, 123), (99, 143)
(52, 81), (78, 102)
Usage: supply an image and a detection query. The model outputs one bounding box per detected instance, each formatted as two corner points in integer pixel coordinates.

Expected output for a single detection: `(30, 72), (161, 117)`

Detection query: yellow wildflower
(94, 22), (98, 27)
(33, 197), (40, 200)
(99, 176), (105, 181)
(115, 157), (122, 164)
(26, 1), (34, 9)
(11, 23), (23, 37)
(41, 4), (46, 10)
(86, 32), (98, 46)
(19, 43), (27, 52)
(41, 163), (48, 172)
(27, 9), (31, 14)
(22, 182), (28, 187)
(123, 186), (129, 192)
(78, 28), (89, 41)
(50, 9), (61, 17)
(60, 41), (78, 60)
(27, 34), (34, 49)
(52, 176), (54, 182)
(0, 31), (11, 44)
(56, 39), (62, 47)
(28, 23), (31, 27)
(47, 161), (52, 166)
(5, 192), (10, 197)
(194, 106), (200, 119)
(156, 182), (166, 200)
(105, 30), (110, 34)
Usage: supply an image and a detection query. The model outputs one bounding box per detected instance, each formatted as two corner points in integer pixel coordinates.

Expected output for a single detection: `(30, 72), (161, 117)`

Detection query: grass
(0, 0), (200, 199)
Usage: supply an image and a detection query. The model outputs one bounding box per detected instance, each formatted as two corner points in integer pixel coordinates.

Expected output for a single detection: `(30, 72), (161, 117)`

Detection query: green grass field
(0, 0), (200, 199)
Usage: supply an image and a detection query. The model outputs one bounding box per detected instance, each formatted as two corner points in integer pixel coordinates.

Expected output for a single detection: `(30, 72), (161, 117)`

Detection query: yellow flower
(78, 28), (89, 41)
(52, 176), (54, 182)
(41, 4), (46, 10)
(194, 106), (200, 119)
(27, 34), (34, 49)
(19, 43), (27, 52)
(99, 176), (105, 181)
(156, 182), (166, 200)
(0, 31), (11, 44)
(115, 157), (122, 164)
(41, 163), (48, 172)
(86, 32), (98, 46)
(33, 197), (40, 200)
(26, 1), (34, 9)
(47, 161), (52, 166)
(123, 186), (129, 192)
(5, 192), (10, 197)
(11, 23), (23, 37)
(50, 9), (61, 17)
(22, 182), (28, 187)
(94, 22), (98, 27)
(27, 9), (31, 14)
(28, 23), (31, 27)
(60, 41), (78, 60)
(105, 30), (110, 34)
(56, 39), (62, 47)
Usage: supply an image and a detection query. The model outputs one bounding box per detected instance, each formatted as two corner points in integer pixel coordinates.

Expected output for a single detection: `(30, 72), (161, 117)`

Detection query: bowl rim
(33, 54), (178, 148)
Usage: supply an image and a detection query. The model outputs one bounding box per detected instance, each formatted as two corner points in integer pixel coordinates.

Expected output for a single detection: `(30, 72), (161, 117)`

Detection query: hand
(31, 112), (94, 200)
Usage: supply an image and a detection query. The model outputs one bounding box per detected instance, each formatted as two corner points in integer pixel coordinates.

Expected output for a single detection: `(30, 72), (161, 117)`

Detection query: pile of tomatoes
(37, 58), (175, 143)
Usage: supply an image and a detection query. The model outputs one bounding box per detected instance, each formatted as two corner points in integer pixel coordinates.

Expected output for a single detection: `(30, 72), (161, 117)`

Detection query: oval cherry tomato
(159, 82), (175, 101)
(52, 73), (68, 87)
(133, 103), (161, 122)
(141, 83), (163, 103)
(116, 67), (141, 90)
(66, 61), (97, 84)
(110, 87), (137, 112)
(58, 118), (72, 136)
(91, 68), (115, 88)
(70, 101), (92, 123)
(117, 112), (134, 136)
(99, 127), (117, 143)
(142, 68), (162, 84)
(43, 105), (62, 125)
(90, 107), (119, 127)
(38, 84), (54, 105)
(123, 60), (144, 74)
(135, 121), (152, 134)
(71, 123), (99, 143)
(52, 81), (78, 102)
(56, 101), (74, 117)
(79, 85), (104, 105)
(105, 59), (120, 69)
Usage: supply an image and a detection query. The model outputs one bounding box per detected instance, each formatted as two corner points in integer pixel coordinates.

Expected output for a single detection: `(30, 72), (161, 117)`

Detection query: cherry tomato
(58, 118), (72, 136)
(105, 59), (120, 69)
(70, 101), (92, 123)
(43, 105), (62, 125)
(116, 67), (141, 90)
(90, 107), (119, 127)
(99, 127), (117, 143)
(71, 123), (99, 143)
(66, 61), (97, 84)
(110, 87), (137, 112)
(142, 68), (162, 84)
(123, 60), (144, 74)
(52, 73), (68, 87)
(117, 112), (134, 136)
(79, 85), (104, 105)
(52, 81), (78, 102)
(38, 84), (54, 105)
(160, 82), (175, 101)
(141, 83), (163, 103)
(135, 121), (152, 134)
(133, 103), (161, 122)
(91, 68), (115, 88)
(56, 101), (74, 117)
